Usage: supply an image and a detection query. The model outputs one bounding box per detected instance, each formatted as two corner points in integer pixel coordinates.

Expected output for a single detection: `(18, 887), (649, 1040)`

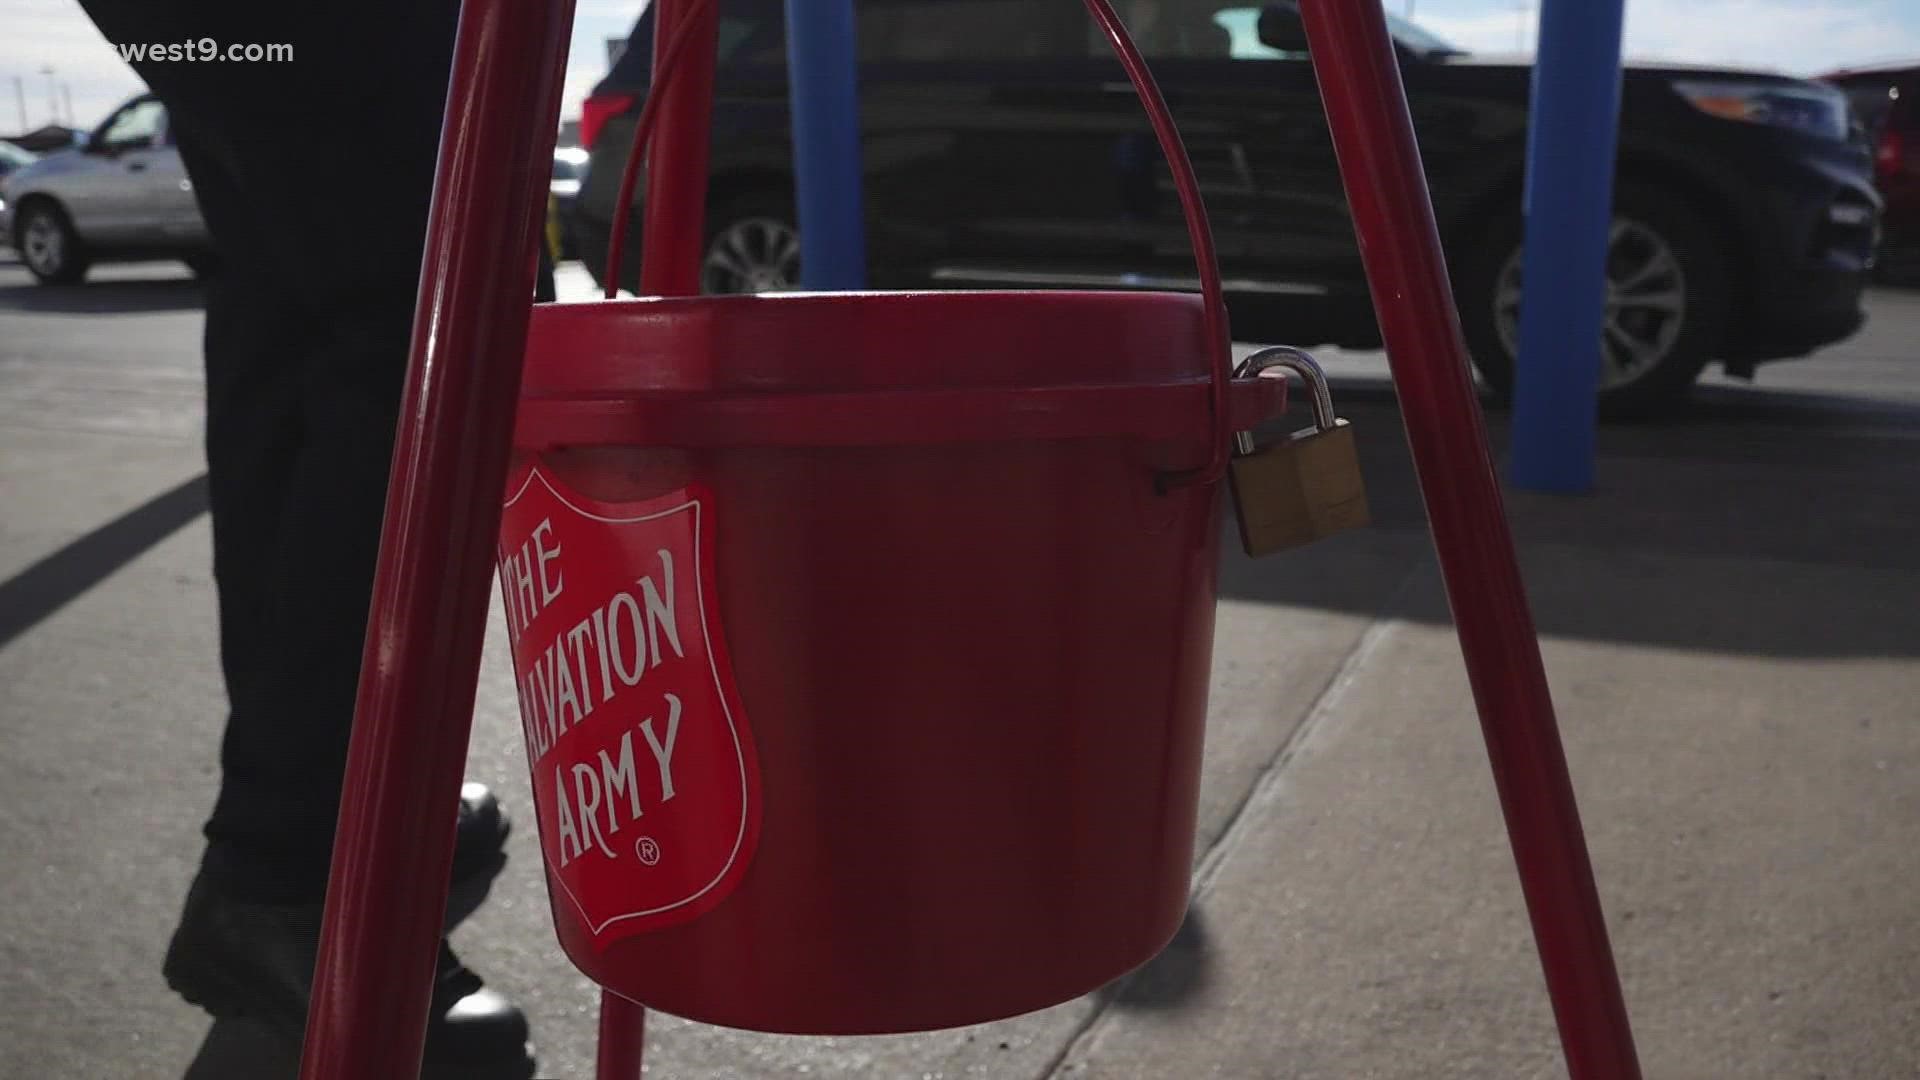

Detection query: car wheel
(17, 201), (90, 285)
(700, 193), (800, 295)
(1459, 183), (1730, 415)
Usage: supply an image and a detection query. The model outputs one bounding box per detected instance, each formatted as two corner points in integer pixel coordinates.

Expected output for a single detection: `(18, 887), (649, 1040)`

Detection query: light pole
(12, 75), (27, 134)
(40, 67), (57, 127)
(62, 84), (74, 127)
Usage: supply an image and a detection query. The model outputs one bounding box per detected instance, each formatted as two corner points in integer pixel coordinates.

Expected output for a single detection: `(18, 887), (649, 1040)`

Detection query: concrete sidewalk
(2, 263), (1917, 1077)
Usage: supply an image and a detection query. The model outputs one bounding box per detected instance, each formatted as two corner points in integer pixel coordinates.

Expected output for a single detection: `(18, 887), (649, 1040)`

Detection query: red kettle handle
(603, 0), (1237, 485)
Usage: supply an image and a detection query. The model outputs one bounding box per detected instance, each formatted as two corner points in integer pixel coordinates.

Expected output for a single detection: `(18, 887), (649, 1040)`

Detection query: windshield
(0, 141), (36, 169)
(1383, 12), (1465, 56)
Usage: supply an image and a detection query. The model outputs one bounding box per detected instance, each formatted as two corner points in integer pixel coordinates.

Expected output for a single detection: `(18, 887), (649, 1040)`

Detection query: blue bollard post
(1509, 0), (1627, 493)
(784, 0), (868, 290)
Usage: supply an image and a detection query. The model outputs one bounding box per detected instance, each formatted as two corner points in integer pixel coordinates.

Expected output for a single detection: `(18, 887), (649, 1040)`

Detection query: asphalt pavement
(2, 255), (1918, 1078)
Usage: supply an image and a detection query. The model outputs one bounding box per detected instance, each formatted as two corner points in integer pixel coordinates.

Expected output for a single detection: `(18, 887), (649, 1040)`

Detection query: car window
(1211, 6), (1293, 59)
(1086, 2), (1291, 61)
(603, 0), (786, 87)
(721, 11), (788, 67)
(717, 16), (768, 61)
(99, 98), (166, 150)
(0, 141), (37, 169)
(1382, 11), (1463, 56)
(606, 0), (1091, 85)
(861, 0), (1084, 62)
(1085, 4), (1459, 62)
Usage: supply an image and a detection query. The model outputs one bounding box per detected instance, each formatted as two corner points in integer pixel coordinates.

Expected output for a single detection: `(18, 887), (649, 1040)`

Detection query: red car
(1826, 62), (1919, 276)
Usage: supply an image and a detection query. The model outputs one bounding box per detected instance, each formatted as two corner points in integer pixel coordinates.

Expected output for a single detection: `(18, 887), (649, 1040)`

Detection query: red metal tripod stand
(293, 2), (1642, 1078)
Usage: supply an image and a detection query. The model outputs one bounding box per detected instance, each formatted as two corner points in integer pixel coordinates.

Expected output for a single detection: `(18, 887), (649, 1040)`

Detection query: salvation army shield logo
(497, 467), (760, 945)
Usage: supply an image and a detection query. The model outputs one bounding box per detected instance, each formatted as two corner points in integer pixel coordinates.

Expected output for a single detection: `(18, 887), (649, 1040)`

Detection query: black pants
(77, 1), (462, 901)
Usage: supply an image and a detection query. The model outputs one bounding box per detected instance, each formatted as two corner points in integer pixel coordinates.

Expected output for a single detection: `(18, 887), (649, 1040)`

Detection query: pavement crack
(1035, 554), (1427, 1080)
(1190, 558), (1423, 898)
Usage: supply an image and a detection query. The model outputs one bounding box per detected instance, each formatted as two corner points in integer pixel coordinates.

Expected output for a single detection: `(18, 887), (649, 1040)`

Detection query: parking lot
(2, 253), (1918, 1078)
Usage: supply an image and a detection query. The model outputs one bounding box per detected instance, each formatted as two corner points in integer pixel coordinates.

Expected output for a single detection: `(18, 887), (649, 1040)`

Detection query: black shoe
(447, 782), (511, 929)
(165, 785), (531, 1078)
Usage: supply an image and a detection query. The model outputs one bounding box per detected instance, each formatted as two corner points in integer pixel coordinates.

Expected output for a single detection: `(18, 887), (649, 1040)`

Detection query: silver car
(2, 93), (211, 285)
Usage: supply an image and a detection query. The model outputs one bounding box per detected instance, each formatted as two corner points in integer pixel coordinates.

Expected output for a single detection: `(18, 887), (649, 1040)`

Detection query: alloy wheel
(22, 210), (66, 278)
(701, 218), (800, 295)
(1494, 218), (1688, 391)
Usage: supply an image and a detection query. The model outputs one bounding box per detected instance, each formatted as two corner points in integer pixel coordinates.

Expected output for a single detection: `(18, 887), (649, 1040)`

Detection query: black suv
(573, 0), (1880, 410)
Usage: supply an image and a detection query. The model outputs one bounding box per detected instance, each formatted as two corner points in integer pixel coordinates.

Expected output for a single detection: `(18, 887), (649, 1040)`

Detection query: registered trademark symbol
(636, 837), (661, 865)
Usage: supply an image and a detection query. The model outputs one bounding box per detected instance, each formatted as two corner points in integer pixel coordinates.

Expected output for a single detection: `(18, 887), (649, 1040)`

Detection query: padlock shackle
(1237, 346), (1337, 431)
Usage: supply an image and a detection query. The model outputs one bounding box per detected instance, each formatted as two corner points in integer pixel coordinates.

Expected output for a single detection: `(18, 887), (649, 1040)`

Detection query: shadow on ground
(7, 364), (1915, 683)
(1219, 373), (1920, 659)
(0, 276), (204, 314)
(178, 1019), (536, 1080)
(0, 473), (208, 648)
(1095, 905), (1218, 1014)
(181, 1021), (299, 1080)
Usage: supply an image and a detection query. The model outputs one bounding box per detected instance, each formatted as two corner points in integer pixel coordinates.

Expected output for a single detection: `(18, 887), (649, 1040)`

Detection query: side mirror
(1257, 2), (1310, 54)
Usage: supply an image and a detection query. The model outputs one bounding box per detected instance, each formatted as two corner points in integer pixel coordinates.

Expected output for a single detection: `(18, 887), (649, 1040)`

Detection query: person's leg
(81, 0), (491, 902)
(72, 2), (529, 1070)
(170, 131), (333, 900)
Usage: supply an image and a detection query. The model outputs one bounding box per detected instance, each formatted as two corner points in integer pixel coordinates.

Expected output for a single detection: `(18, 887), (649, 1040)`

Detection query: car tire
(1457, 182), (1730, 416)
(700, 191), (800, 296)
(16, 200), (90, 286)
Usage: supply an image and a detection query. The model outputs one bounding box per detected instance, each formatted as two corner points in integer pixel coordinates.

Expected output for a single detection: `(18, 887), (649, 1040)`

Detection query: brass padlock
(1228, 347), (1370, 557)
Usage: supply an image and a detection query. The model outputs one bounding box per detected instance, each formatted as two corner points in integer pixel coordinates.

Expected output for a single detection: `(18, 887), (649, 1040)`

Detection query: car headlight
(1672, 80), (1851, 141)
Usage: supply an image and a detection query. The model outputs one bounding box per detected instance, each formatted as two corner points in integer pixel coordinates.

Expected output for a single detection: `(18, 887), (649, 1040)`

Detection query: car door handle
(127, 161), (148, 172)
